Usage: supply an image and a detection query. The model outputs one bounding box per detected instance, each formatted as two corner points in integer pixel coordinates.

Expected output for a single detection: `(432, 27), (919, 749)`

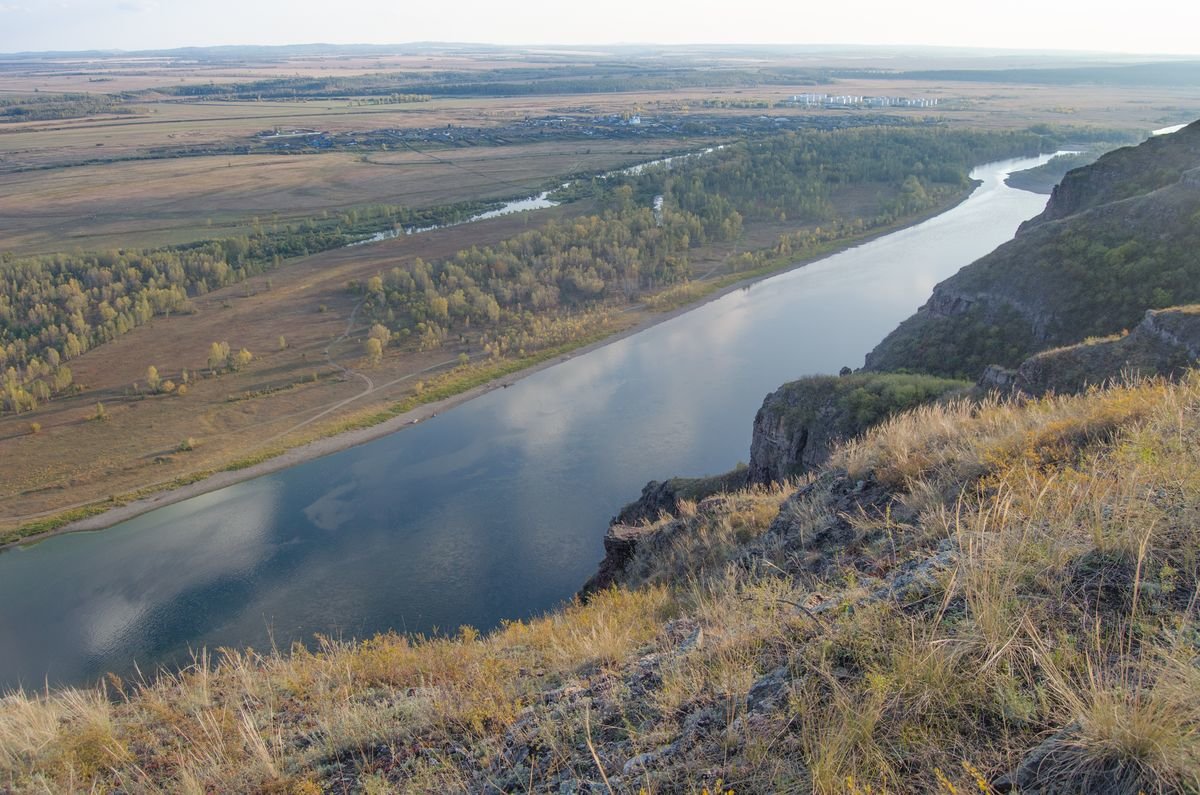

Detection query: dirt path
(4, 295), (472, 526)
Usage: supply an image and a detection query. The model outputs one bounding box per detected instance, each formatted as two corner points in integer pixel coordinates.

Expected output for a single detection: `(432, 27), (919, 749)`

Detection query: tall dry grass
(3, 374), (1198, 792)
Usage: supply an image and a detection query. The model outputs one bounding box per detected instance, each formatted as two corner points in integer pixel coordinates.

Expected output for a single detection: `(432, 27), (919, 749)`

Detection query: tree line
(1, 93), (134, 123)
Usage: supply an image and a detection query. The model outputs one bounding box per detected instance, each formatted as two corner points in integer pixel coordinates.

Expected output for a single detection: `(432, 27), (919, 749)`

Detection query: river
(0, 153), (1058, 691)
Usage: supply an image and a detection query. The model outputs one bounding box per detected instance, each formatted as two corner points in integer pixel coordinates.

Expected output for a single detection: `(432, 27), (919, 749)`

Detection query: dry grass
(621, 484), (795, 589)
(802, 373), (1200, 791)
(0, 140), (693, 254)
(4, 374), (1199, 792)
(0, 585), (672, 792)
(834, 375), (1172, 495)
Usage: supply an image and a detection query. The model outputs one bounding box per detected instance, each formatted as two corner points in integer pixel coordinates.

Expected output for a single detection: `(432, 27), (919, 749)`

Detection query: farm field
(0, 139), (699, 252)
(2, 75), (1194, 172)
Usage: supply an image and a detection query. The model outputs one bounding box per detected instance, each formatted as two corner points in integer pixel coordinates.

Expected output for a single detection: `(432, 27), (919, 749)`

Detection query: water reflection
(0, 480), (281, 686)
(0, 154), (1058, 690)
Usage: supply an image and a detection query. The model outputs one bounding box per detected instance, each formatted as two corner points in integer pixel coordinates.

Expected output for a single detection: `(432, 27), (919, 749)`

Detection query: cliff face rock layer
(865, 120), (1200, 379)
(994, 306), (1200, 397)
(589, 374), (966, 597)
(746, 373), (967, 484)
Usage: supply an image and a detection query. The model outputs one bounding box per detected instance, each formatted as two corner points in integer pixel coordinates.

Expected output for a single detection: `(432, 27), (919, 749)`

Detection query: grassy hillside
(4, 373), (1198, 793)
(999, 305), (1200, 396)
(748, 372), (970, 482)
(866, 122), (1200, 379)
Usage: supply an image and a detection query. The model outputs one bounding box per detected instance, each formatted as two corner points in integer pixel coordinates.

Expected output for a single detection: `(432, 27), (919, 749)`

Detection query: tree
(364, 337), (383, 366)
(146, 365), (161, 393)
(208, 341), (230, 373)
(368, 323), (391, 347)
(233, 348), (253, 370)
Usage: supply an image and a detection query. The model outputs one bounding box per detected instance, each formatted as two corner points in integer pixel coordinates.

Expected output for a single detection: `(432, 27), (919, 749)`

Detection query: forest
(0, 92), (133, 122)
(350, 128), (1049, 359)
(0, 126), (1048, 414)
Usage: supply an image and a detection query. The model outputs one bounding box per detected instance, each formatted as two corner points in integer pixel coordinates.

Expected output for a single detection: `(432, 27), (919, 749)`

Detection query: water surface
(0, 154), (1056, 690)
(1152, 123), (1189, 136)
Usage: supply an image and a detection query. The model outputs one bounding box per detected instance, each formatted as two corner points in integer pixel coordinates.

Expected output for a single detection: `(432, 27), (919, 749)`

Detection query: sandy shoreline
(3, 188), (978, 551)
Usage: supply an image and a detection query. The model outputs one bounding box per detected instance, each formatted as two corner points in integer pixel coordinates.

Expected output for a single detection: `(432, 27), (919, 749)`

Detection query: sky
(0, 0), (1198, 56)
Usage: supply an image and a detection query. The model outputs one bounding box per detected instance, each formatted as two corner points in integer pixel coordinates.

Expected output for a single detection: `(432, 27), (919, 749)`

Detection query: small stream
(349, 147), (721, 245)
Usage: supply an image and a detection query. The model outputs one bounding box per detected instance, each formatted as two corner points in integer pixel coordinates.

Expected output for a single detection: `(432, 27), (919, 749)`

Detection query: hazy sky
(1, 0), (1197, 56)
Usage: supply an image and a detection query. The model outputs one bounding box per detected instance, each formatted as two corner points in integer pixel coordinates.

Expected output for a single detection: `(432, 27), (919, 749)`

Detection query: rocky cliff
(979, 305), (1200, 397)
(865, 121), (1200, 379)
(746, 373), (967, 484)
(587, 374), (967, 594)
(611, 469), (751, 528)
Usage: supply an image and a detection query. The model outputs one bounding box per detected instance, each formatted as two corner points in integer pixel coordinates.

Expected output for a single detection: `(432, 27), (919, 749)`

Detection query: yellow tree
(364, 337), (383, 366)
(207, 341), (230, 373)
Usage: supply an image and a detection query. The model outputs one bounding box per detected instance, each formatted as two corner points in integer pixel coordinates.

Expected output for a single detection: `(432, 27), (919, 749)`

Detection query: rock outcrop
(979, 306), (1200, 397)
(613, 469), (750, 526)
(578, 522), (662, 597)
(747, 373), (967, 484)
(747, 385), (821, 484)
(581, 494), (740, 598)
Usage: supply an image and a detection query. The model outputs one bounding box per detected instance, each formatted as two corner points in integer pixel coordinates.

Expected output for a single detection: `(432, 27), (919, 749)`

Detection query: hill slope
(4, 375), (1198, 793)
(865, 121), (1200, 379)
(975, 305), (1200, 397)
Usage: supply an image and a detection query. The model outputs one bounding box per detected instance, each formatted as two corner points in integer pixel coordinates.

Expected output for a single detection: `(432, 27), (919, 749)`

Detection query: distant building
(782, 94), (941, 109)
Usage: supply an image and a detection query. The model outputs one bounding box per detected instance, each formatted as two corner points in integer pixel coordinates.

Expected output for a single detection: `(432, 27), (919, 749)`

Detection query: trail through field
(4, 303), (465, 524)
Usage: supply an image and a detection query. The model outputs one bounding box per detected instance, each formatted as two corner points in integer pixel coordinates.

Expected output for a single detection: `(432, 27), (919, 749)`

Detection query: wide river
(0, 153), (1057, 690)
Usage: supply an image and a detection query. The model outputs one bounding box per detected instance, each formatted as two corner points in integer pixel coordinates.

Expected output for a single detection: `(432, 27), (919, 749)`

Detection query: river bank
(0, 151), (1060, 690)
(2, 182), (985, 551)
